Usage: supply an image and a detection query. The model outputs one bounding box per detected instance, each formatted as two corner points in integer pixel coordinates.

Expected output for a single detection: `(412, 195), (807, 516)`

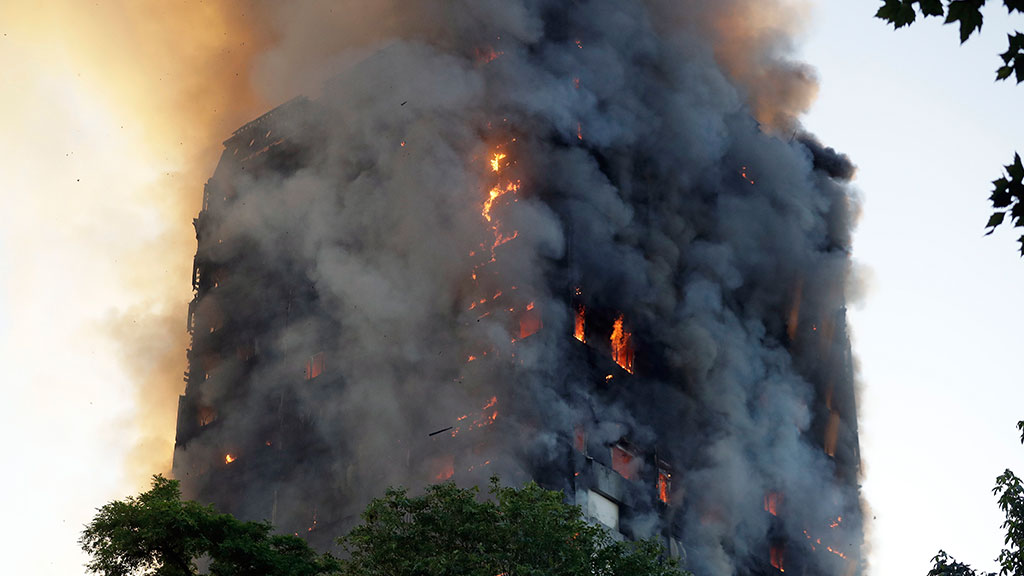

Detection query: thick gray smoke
(173, 2), (862, 575)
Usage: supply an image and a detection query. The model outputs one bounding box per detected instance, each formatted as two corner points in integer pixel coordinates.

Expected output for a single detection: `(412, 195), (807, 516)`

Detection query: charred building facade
(173, 11), (863, 576)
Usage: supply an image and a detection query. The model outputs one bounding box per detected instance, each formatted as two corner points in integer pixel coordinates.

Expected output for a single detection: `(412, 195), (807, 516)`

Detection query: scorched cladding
(172, 30), (863, 576)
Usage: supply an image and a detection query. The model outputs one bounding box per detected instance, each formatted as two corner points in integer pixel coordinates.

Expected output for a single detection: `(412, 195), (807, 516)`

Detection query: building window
(770, 543), (785, 573)
(764, 491), (782, 516)
(433, 454), (455, 482)
(656, 461), (672, 504)
(197, 405), (216, 427)
(824, 409), (840, 457)
(586, 489), (619, 530)
(574, 303), (586, 343)
(610, 314), (634, 373)
(305, 352), (325, 380)
(611, 442), (636, 480)
(519, 301), (542, 339)
(574, 425), (587, 454)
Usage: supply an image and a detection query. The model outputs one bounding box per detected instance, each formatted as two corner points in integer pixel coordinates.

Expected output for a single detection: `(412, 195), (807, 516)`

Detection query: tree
(83, 476), (685, 576)
(80, 475), (341, 576)
(922, 421), (1024, 576)
(875, 1), (1024, 254)
(337, 478), (688, 576)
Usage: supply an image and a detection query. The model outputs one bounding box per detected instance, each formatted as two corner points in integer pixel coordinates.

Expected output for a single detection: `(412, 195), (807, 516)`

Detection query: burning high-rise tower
(173, 4), (863, 574)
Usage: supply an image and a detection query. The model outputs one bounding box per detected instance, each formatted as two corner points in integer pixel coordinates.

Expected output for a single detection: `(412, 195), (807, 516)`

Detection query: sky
(798, 4), (1024, 574)
(0, 2), (1022, 575)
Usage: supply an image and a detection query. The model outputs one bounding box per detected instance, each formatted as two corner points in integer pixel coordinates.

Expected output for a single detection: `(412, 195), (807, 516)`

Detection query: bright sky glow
(3, 3), (1023, 575)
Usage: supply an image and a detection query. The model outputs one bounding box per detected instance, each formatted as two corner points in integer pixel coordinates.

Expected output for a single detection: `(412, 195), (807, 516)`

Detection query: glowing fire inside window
(764, 491), (782, 516)
(519, 301), (542, 339)
(434, 454), (455, 482)
(770, 544), (785, 572)
(574, 304), (586, 343)
(657, 471), (671, 504)
(611, 443), (635, 480)
(305, 352), (325, 380)
(610, 314), (634, 373)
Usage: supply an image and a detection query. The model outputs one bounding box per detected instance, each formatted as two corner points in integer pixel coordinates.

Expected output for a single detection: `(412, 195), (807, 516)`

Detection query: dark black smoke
(173, 2), (863, 575)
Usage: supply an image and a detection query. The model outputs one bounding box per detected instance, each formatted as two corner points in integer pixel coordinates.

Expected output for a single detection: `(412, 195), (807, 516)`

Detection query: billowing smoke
(172, 2), (862, 574)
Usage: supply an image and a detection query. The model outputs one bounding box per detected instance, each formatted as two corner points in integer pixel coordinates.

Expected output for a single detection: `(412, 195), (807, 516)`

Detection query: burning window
(770, 543), (785, 572)
(824, 409), (840, 457)
(610, 314), (634, 373)
(764, 491), (782, 516)
(656, 460), (673, 504)
(518, 301), (542, 339)
(305, 352), (325, 380)
(611, 442), (637, 480)
(573, 303), (586, 343)
(433, 454), (455, 482)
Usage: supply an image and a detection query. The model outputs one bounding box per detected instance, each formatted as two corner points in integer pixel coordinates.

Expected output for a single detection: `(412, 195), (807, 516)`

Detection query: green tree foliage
(79, 475), (341, 576)
(875, 1), (1024, 254)
(926, 550), (996, 576)
(921, 421), (1024, 575)
(337, 478), (688, 576)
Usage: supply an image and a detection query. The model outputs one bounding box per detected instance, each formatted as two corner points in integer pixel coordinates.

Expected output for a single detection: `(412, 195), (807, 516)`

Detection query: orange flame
(764, 491), (782, 516)
(610, 314), (634, 373)
(770, 544), (785, 572)
(573, 303), (586, 343)
(474, 46), (504, 65)
(657, 472), (671, 504)
(490, 152), (506, 173)
(519, 302), (542, 339)
(224, 454), (236, 464)
(435, 454), (455, 481)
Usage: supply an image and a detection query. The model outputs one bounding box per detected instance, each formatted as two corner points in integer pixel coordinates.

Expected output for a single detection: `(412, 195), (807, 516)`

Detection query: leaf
(1008, 153), (1024, 182)
(998, 65), (1014, 80)
(919, 0), (946, 16)
(1006, 0), (1024, 13)
(987, 211), (1006, 232)
(877, 0), (918, 27)
(945, 0), (985, 43)
(991, 177), (1012, 207)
